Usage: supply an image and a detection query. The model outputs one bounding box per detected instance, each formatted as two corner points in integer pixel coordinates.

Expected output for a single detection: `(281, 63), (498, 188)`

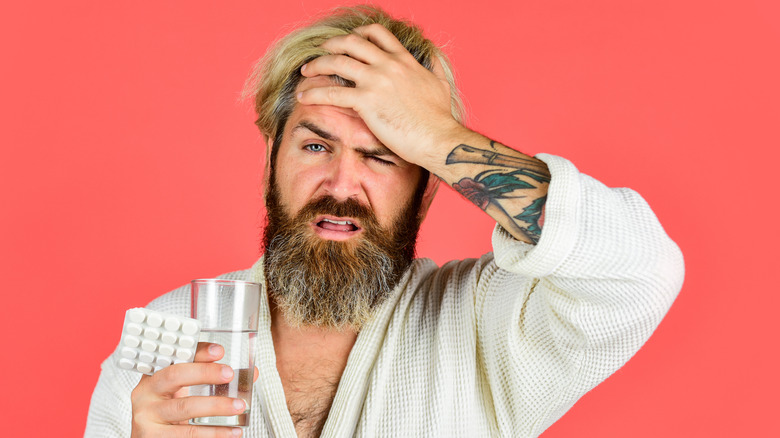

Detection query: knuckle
(337, 56), (351, 69)
(131, 408), (150, 426)
(326, 86), (339, 101)
(343, 33), (362, 45)
(365, 88), (381, 103)
(208, 363), (225, 380)
(165, 364), (183, 383)
(182, 424), (230, 438)
(172, 396), (192, 418)
(131, 376), (156, 403)
(183, 425), (200, 438)
(387, 60), (406, 76)
(376, 74), (394, 90)
(307, 56), (323, 69)
(130, 384), (143, 404)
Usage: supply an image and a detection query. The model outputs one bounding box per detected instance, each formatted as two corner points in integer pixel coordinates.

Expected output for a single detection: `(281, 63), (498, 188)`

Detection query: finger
(150, 362), (235, 396)
(159, 396), (246, 424)
(353, 23), (407, 54)
(167, 423), (244, 437)
(319, 32), (385, 64)
(194, 342), (225, 363)
(253, 366), (259, 383)
(297, 86), (359, 110)
(301, 54), (367, 82)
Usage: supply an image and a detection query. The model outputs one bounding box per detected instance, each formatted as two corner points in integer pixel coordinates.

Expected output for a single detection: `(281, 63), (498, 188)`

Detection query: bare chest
(278, 361), (345, 438)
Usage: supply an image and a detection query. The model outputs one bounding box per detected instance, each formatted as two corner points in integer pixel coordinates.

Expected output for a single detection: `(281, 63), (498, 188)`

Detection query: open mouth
(312, 216), (362, 240)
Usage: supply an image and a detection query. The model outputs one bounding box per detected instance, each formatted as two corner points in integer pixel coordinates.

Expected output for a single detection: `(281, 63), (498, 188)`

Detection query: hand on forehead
(294, 24), (457, 167)
(290, 76), (390, 155)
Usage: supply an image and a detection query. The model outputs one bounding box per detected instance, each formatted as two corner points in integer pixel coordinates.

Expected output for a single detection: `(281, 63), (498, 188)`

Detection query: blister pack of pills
(116, 308), (202, 375)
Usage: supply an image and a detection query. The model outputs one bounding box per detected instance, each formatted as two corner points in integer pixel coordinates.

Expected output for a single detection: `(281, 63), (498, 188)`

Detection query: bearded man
(86, 5), (684, 438)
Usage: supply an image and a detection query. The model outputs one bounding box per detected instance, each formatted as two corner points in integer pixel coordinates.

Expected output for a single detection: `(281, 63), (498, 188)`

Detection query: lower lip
(310, 223), (362, 241)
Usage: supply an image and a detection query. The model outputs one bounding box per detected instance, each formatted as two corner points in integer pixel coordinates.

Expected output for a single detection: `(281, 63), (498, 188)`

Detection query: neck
(269, 297), (358, 365)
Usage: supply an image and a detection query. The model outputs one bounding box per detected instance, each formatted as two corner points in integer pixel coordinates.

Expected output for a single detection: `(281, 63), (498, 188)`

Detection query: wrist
(419, 124), (486, 183)
(415, 121), (473, 170)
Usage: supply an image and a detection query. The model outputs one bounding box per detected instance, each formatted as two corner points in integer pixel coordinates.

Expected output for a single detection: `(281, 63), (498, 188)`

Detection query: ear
(417, 173), (441, 222)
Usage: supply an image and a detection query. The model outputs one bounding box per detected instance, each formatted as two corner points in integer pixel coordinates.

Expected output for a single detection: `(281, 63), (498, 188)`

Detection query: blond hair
(243, 5), (464, 152)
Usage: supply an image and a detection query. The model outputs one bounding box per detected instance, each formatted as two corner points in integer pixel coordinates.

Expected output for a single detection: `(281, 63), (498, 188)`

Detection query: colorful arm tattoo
(446, 142), (550, 244)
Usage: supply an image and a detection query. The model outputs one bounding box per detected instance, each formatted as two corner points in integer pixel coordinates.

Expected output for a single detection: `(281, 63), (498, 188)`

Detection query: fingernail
(232, 427), (243, 436)
(233, 398), (245, 412)
(221, 366), (234, 380)
(296, 92), (303, 100)
(301, 63), (307, 72)
(208, 344), (222, 356)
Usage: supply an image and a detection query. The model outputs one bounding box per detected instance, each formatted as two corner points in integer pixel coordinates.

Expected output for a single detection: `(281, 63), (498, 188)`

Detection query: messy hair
(243, 4), (465, 157)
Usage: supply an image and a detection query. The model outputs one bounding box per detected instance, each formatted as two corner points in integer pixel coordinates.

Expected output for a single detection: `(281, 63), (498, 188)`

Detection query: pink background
(1, 0), (778, 436)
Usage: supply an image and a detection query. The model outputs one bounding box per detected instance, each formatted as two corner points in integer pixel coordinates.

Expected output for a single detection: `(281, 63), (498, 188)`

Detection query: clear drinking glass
(188, 279), (261, 427)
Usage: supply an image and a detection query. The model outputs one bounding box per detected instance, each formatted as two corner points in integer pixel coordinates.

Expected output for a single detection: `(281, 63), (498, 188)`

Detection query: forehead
(284, 77), (379, 145)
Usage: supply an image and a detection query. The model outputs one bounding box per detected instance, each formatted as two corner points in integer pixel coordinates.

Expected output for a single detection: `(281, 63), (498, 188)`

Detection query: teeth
(323, 219), (353, 225)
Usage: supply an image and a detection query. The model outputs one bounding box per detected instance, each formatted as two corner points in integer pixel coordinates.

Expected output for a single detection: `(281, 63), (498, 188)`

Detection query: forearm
(420, 126), (550, 244)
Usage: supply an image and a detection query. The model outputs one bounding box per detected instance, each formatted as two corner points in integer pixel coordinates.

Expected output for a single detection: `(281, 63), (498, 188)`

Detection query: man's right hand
(130, 343), (246, 437)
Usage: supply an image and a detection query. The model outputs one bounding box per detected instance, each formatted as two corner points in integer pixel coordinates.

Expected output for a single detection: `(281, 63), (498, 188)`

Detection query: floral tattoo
(446, 142), (550, 244)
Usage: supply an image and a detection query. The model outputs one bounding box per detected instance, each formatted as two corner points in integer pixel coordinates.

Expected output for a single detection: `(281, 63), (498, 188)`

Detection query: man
(86, 5), (684, 438)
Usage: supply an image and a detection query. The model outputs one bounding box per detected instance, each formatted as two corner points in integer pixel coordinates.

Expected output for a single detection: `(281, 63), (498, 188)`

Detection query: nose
(322, 153), (362, 202)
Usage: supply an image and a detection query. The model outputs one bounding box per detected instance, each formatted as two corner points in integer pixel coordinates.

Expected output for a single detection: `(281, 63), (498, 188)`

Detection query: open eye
(304, 143), (327, 153)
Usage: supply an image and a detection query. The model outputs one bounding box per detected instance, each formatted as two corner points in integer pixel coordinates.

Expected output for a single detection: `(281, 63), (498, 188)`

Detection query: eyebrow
(291, 120), (397, 157)
(292, 120), (340, 143)
(354, 145), (396, 157)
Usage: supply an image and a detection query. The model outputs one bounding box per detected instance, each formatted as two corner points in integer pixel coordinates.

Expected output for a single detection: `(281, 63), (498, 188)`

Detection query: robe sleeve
(474, 153), (685, 435)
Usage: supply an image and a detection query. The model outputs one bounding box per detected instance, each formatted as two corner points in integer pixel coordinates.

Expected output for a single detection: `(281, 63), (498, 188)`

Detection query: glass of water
(188, 279), (261, 427)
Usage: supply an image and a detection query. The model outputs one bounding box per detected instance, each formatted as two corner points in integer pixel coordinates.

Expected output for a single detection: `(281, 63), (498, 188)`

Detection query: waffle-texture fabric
(85, 154), (684, 437)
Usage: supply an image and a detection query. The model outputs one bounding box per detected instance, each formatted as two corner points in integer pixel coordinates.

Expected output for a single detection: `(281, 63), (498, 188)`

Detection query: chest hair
(281, 362), (343, 438)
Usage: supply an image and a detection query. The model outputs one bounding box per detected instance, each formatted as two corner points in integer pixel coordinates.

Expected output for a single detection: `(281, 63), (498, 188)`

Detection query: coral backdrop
(1, 0), (777, 436)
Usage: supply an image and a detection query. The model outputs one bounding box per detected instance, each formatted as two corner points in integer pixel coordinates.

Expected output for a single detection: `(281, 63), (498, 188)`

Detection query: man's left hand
(297, 23), (465, 166)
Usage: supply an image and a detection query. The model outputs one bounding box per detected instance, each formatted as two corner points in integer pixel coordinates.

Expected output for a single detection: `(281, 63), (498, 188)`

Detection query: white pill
(164, 317), (181, 331)
(126, 323), (143, 336)
(181, 320), (199, 335)
(144, 328), (160, 340)
(158, 344), (175, 356)
(161, 332), (178, 344)
(146, 313), (163, 328)
(141, 340), (157, 352)
(138, 352), (155, 363)
(176, 348), (194, 361)
(128, 309), (146, 323)
(118, 308), (207, 376)
(178, 335), (196, 348)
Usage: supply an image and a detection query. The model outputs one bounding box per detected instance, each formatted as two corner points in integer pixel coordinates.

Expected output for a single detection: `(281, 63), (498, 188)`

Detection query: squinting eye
(304, 144), (326, 153)
(370, 156), (394, 166)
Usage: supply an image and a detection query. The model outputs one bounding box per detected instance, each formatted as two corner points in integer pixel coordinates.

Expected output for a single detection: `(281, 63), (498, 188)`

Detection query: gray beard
(262, 189), (423, 330)
(264, 228), (400, 330)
